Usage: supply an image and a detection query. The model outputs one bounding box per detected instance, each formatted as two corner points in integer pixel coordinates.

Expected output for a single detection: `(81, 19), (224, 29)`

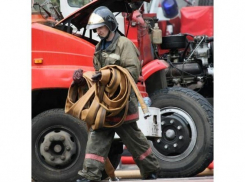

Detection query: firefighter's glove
(72, 69), (85, 86)
(91, 71), (102, 82)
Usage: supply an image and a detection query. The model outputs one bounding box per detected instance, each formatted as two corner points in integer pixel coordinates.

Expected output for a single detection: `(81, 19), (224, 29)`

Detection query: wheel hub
(151, 107), (197, 162)
(40, 130), (77, 167)
(165, 129), (175, 140)
(156, 114), (191, 156)
(54, 145), (62, 153)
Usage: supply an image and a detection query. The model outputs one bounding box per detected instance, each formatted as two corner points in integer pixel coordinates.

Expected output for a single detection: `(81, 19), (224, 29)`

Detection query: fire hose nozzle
(144, 112), (151, 119)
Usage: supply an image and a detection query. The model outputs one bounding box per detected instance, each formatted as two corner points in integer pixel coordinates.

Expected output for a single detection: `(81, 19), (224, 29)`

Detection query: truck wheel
(198, 0), (213, 6)
(150, 87), (213, 177)
(32, 109), (121, 181)
(32, 109), (88, 182)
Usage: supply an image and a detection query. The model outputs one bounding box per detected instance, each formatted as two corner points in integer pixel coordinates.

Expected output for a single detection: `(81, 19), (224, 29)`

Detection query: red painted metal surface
(158, 20), (167, 37)
(137, 76), (148, 97)
(32, 65), (94, 90)
(124, 17), (138, 48)
(121, 156), (135, 164)
(208, 161), (214, 169)
(180, 6), (213, 37)
(32, 23), (95, 67)
(32, 21), (95, 89)
(132, 10), (154, 67)
(142, 59), (169, 80)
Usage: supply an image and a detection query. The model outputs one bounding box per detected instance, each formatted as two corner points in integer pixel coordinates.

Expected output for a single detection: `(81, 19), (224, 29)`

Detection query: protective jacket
(79, 32), (160, 181)
(93, 32), (141, 124)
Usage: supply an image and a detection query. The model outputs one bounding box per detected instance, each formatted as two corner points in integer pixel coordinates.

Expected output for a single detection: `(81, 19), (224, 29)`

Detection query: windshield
(32, 0), (61, 20)
(67, 0), (91, 8)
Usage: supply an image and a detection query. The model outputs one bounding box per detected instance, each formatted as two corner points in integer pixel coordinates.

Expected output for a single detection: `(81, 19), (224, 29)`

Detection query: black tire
(32, 109), (88, 182)
(150, 87), (213, 177)
(198, 0), (213, 6)
(32, 109), (122, 182)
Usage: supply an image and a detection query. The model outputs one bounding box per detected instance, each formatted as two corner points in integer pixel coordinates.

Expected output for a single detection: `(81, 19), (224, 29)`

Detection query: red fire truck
(32, 0), (213, 181)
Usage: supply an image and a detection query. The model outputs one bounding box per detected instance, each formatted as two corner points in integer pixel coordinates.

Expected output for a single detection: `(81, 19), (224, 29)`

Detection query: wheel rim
(35, 125), (81, 170)
(150, 107), (197, 162)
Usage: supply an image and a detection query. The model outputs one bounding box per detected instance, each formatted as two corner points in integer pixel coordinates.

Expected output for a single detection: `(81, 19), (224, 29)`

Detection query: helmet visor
(86, 13), (105, 30)
(86, 22), (105, 30)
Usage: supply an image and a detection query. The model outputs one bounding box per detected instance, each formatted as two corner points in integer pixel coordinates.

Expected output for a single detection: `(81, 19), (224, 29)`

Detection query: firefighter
(75, 6), (160, 182)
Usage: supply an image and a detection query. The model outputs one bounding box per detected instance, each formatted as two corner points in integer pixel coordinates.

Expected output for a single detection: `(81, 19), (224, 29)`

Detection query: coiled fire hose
(65, 65), (151, 180)
(65, 65), (151, 130)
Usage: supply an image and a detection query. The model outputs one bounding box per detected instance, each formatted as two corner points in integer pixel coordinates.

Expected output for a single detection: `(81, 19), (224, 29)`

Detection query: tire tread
(150, 87), (213, 177)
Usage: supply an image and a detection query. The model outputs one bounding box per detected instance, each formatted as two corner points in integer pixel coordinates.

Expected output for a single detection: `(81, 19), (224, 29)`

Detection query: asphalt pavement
(31, 164), (213, 182)
(109, 164), (213, 182)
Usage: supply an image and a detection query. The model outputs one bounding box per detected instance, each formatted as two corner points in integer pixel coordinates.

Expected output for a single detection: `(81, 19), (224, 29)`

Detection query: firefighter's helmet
(86, 6), (118, 32)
